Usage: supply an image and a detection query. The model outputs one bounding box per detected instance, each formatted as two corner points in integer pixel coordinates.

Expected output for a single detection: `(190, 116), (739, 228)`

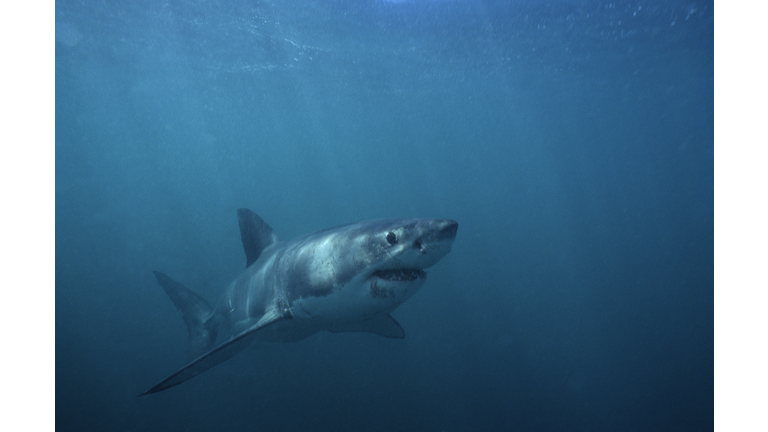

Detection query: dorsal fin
(237, 208), (280, 267)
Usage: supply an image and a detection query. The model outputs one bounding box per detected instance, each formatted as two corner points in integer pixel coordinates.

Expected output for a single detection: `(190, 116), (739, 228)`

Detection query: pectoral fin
(328, 313), (405, 339)
(139, 308), (287, 396)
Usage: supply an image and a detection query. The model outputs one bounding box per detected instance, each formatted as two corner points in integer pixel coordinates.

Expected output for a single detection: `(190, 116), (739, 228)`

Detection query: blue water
(56, 0), (713, 430)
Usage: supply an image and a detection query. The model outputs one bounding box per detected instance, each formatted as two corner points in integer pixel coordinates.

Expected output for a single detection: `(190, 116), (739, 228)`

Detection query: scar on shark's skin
(370, 280), (393, 299)
(140, 208), (457, 395)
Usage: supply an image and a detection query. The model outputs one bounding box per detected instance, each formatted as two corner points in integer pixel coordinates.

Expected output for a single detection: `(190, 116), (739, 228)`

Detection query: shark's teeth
(371, 269), (426, 282)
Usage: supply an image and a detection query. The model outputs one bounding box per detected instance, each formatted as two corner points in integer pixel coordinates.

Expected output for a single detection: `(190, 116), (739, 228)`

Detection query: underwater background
(55, 0), (713, 430)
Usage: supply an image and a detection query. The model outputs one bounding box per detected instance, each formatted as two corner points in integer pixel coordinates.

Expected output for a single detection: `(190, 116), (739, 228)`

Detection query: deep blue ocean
(55, 0), (713, 430)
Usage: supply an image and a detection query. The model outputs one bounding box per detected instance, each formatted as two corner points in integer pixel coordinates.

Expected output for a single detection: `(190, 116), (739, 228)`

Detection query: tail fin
(153, 271), (218, 359)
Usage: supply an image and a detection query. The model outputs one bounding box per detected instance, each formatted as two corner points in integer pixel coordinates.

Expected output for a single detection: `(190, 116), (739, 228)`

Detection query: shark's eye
(386, 231), (398, 245)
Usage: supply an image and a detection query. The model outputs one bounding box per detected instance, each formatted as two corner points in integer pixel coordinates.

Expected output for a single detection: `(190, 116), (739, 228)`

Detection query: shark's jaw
(366, 268), (427, 303)
(371, 268), (427, 282)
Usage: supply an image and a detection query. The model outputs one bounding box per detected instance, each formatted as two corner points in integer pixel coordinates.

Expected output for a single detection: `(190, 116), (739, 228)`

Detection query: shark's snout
(421, 219), (458, 246)
(403, 219), (458, 267)
(438, 219), (458, 240)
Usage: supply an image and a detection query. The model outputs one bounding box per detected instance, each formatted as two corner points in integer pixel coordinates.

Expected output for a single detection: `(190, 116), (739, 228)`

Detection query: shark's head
(365, 219), (459, 296)
(284, 218), (458, 321)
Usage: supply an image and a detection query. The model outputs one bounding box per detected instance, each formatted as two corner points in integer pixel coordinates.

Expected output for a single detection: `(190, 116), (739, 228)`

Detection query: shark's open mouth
(372, 269), (426, 282)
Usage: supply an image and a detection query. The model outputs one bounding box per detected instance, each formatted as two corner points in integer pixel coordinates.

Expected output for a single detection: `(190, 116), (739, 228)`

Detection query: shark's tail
(152, 271), (218, 360)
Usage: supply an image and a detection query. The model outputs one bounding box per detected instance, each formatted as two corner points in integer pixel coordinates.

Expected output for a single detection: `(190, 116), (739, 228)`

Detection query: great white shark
(140, 208), (458, 395)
